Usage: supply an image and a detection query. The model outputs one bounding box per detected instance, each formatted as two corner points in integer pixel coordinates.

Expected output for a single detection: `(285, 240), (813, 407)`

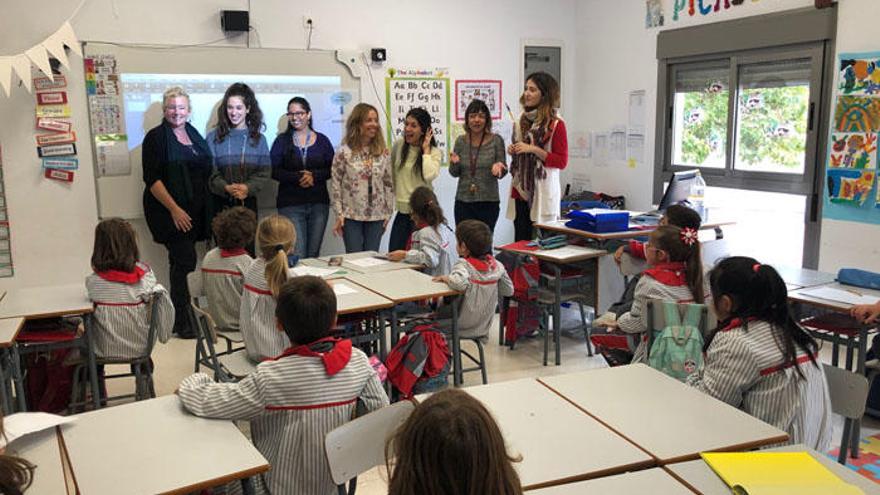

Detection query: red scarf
(275, 337), (352, 376)
(220, 248), (248, 258)
(96, 264), (146, 284)
(644, 262), (687, 286)
(405, 222), (430, 251)
(465, 255), (497, 272)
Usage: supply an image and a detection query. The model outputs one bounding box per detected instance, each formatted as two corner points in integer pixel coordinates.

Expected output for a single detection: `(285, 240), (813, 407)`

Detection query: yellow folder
(700, 452), (865, 495)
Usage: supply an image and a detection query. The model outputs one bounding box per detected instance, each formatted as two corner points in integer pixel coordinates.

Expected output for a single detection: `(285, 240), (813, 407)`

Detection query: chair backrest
(701, 238), (730, 271)
(618, 252), (647, 278)
(137, 292), (162, 360)
(325, 400), (416, 486)
(646, 299), (711, 336)
(823, 364), (868, 420)
(187, 270), (205, 299)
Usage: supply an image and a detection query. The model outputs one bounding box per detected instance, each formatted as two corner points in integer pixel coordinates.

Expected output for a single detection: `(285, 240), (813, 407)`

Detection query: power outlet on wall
(302, 16), (314, 29)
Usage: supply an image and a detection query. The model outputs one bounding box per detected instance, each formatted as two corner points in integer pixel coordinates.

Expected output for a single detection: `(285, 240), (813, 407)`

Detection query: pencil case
(837, 268), (880, 291)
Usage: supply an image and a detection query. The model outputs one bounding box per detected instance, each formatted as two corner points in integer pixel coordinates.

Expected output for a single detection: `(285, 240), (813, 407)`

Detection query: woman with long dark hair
(388, 107), (441, 251)
(271, 97), (335, 258)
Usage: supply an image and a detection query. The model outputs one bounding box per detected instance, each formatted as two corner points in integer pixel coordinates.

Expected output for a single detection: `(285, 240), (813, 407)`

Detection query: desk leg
(714, 226), (724, 240)
(10, 344), (26, 412)
(84, 316), (101, 410)
(554, 265), (562, 366)
(0, 349), (11, 414)
(376, 313), (387, 360)
(241, 477), (256, 495)
(452, 298), (462, 387)
(389, 309), (399, 348)
(852, 325), (869, 459)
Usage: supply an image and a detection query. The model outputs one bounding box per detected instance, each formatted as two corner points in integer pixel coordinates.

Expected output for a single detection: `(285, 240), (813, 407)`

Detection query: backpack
(648, 301), (704, 382)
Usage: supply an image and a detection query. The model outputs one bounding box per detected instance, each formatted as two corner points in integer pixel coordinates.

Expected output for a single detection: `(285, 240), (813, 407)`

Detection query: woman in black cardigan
(142, 86), (213, 338)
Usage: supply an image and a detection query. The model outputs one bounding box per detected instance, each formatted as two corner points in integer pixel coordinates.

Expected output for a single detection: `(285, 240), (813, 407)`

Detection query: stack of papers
(332, 283), (358, 296)
(348, 257), (390, 268)
(289, 265), (342, 278)
(701, 452), (864, 495)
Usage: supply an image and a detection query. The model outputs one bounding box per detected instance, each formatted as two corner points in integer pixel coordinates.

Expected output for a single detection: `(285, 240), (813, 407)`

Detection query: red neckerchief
(96, 264), (146, 284)
(643, 262), (687, 286)
(220, 248), (248, 258)
(465, 255), (497, 272)
(405, 222), (430, 251)
(720, 316), (759, 332)
(275, 336), (352, 376)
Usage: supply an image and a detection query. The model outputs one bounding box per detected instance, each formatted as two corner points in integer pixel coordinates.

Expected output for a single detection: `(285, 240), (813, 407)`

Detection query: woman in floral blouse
(331, 103), (394, 252)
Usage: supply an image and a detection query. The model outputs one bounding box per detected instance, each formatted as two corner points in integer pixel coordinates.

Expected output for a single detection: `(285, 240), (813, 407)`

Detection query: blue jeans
(279, 203), (329, 259)
(342, 219), (385, 253)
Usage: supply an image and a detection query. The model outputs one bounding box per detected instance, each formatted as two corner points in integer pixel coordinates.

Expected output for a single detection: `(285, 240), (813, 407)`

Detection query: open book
(701, 452), (864, 495)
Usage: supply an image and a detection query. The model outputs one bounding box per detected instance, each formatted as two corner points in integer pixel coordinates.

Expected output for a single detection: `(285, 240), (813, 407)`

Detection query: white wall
(0, 0), (578, 289)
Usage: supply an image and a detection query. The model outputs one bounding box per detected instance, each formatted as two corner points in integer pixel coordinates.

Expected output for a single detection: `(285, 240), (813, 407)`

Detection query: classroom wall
(569, 0), (880, 274)
(0, 0), (578, 289)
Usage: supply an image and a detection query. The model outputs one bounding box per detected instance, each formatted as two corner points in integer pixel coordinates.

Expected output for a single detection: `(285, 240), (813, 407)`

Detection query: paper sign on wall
(385, 76), (451, 160)
(454, 80), (502, 121)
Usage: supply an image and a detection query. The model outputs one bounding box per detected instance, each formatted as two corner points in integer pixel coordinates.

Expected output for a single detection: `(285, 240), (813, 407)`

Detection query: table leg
(0, 349), (11, 414)
(554, 265), (562, 366)
(845, 335), (854, 372)
(10, 344), (26, 412)
(84, 315), (101, 410)
(376, 314), (387, 361)
(389, 309), (399, 348)
(852, 325), (869, 459)
(498, 295), (508, 347)
(453, 298), (462, 387)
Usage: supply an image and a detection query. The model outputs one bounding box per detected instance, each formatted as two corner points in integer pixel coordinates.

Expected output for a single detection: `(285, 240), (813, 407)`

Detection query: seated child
(434, 220), (513, 340)
(178, 276), (389, 494)
(387, 186), (457, 277)
(604, 225), (706, 363)
(687, 257), (832, 450)
(86, 218), (174, 359)
(241, 214), (296, 361)
(386, 388), (523, 495)
(201, 206), (256, 331)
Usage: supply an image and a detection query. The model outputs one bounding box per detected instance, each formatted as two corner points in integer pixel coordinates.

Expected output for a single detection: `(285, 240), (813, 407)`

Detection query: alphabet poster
(385, 77), (451, 161)
(454, 80), (502, 121)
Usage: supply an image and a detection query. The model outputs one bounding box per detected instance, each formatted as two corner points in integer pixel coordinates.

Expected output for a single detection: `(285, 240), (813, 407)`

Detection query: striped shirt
(202, 247), (253, 331)
(445, 257), (513, 339)
(85, 263), (174, 360)
(404, 224), (458, 277)
(177, 347), (389, 495)
(241, 258), (291, 362)
(687, 319), (833, 451)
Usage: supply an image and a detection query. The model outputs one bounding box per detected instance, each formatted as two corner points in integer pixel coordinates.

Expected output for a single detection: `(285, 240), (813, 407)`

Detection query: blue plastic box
(565, 208), (630, 233)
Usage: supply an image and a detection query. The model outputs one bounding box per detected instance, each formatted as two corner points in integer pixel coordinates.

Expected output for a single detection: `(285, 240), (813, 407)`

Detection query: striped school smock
(444, 256), (513, 339)
(178, 343), (389, 495)
(202, 247), (253, 331)
(85, 262), (174, 360)
(687, 319), (833, 451)
(404, 223), (458, 277)
(240, 258), (291, 362)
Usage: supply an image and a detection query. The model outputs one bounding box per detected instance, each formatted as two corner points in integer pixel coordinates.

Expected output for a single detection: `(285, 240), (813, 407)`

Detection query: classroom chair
(68, 293), (162, 411)
(823, 364), (870, 465)
(700, 238), (730, 271)
(325, 400), (416, 495)
(618, 251), (647, 281)
(534, 271), (595, 367)
(441, 297), (488, 386)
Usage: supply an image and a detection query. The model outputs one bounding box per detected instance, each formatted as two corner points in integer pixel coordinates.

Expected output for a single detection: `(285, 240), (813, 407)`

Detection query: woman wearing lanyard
(449, 99), (507, 232)
(206, 83), (271, 222)
(331, 102), (393, 253)
(271, 97), (335, 258)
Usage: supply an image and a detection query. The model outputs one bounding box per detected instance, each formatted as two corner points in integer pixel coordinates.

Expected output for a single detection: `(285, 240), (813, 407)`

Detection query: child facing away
(386, 388), (523, 495)
(241, 214), (296, 362)
(387, 186), (458, 277)
(201, 206), (256, 331)
(434, 220), (513, 340)
(178, 276), (389, 495)
(86, 218), (174, 359)
(0, 411), (35, 495)
(602, 225), (706, 363)
(687, 257), (832, 450)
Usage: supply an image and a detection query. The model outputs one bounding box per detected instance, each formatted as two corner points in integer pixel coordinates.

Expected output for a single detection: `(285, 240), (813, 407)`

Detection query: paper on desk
(332, 283), (359, 296)
(799, 287), (880, 306)
(2, 412), (75, 447)
(541, 246), (601, 258)
(348, 257), (389, 268)
(701, 452), (864, 495)
(290, 265), (341, 278)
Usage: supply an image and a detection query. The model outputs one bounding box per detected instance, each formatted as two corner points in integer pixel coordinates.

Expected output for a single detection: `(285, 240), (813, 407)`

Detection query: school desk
(776, 265), (837, 290)
(495, 243), (607, 365)
(328, 279), (394, 359)
(534, 217), (735, 244)
(539, 364), (789, 464)
(60, 395), (269, 495)
(0, 285), (101, 410)
(0, 317), (25, 414)
(665, 444), (880, 495)
(8, 427), (72, 494)
(461, 378), (654, 490)
(529, 467), (694, 494)
(311, 250), (421, 274)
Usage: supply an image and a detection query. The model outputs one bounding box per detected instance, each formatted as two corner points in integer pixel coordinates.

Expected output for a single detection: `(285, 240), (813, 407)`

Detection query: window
(672, 63), (730, 169)
(523, 44), (561, 92)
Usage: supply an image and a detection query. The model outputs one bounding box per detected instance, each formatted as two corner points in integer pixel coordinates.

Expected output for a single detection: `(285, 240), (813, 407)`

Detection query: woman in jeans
(271, 97), (334, 258)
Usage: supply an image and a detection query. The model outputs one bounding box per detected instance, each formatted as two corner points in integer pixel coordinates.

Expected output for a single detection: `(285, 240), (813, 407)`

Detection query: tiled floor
(102, 317), (880, 493)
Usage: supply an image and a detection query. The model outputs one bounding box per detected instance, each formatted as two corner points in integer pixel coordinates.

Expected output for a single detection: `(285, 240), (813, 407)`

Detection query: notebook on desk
(700, 452), (864, 495)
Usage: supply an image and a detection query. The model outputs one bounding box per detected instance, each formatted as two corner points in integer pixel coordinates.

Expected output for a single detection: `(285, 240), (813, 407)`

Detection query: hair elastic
(753, 263), (761, 273)
(275, 244), (285, 252)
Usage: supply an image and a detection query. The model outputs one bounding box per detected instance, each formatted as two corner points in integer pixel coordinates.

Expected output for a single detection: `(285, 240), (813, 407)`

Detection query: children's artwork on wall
(834, 96), (880, 132)
(829, 132), (877, 169)
(839, 57), (880, 96)
(645, 0), (664, 28)
(827, 169), (875, 206)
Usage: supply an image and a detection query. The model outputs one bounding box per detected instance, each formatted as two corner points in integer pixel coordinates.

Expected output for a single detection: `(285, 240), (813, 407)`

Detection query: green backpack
(648, 301), (704, 382)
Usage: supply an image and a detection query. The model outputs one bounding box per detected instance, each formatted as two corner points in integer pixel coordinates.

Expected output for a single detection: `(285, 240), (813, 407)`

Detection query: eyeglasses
(287, 111), (308, 118)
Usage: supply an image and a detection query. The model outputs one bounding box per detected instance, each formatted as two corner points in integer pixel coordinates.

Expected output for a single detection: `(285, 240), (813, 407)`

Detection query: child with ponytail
(604, 225), (706, 363)
(240, 214), (297, 361)
(387, 186), (457, 277)
(687, 257), (832, 450)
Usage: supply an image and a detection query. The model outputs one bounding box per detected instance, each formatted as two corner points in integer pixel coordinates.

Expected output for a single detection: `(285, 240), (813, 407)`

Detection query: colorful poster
(385, 76), (451, 160)
(454, 80), (502, 121)
(839, 57), (880, 96)
(827, 169), (875, 206)
(834, 96), (880, 132)
(829, 132), (877, 169)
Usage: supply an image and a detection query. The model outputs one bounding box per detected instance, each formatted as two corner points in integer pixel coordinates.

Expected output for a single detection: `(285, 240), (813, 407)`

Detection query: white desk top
(775, 265), (837, 290)
(529, 467), (693, 494)
(539, 364), (789, 464)
(536, 218), (734, 241)
(60, 395), (268, 495)
(666, 444), (880, 495)
(328, 279), (394, 315)
(462, 378), (653, 490)
(0, 317), (24, 347)
(345, 269), (458, 303)
(298, 258), (351, 279)
(496, 244), (607, 263)
(9, 427), (70, 495)
(0, 284), (92, 320)
(789, 282), (880, 312)
(314, 251), (420, 274)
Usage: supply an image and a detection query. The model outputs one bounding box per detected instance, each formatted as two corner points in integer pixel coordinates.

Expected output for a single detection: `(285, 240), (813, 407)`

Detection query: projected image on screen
(121, 73), (347, 150)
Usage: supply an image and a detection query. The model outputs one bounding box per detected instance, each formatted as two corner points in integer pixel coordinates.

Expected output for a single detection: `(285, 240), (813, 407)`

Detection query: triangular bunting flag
(0, 57), (12, 97)
(53, 22), (82, 58)
(25, 45), (53, 81)
(42, 33), (70, 70)
(10, 55), (32, 93)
